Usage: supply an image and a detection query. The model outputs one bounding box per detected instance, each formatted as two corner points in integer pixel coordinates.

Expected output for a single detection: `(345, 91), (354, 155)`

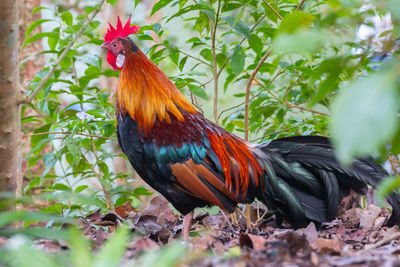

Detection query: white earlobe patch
(116, 54), (125, 68)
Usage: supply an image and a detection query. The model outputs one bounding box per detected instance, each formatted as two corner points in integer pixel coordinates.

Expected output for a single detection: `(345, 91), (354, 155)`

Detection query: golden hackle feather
(117, 50), (196, 132)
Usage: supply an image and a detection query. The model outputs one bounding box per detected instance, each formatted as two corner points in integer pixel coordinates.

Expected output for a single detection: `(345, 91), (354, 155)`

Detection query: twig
(30, 102), (56, 123)
(23, 0), (106, 103)
(388, 156), (399, 175)
(218, 71), (284, 119)
(203, 14), (267, 86)
(178, 50), (212, 67)
(244, 48), (272, 141)
(210, 0), (222, 125)
(71, 61), (85, 112)
(358, 231), (400, 254)
(285, 102), (328, 116)
(24, 131), (117, 140)
(297, 0), (306, 10)
(262, 0), (283, 20)
(90, 136), (114, 210)
(250, 119), (310, 142)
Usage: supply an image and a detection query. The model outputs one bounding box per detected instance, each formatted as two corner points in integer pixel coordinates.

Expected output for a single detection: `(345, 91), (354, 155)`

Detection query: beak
(100, 43), (108, 49)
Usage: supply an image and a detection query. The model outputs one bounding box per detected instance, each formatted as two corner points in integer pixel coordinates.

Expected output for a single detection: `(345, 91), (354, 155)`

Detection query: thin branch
(210, 0), (222, 125)
(179, 50), (212, 67)
(358, 231), (400, 254)
(250, 119), (311, 142)
(262, 0), (283, 20)
(24, 131), (117, 140)
(388, 156), (399, 174)
(218, 71), (284, 119)
(297, 0), (306, 10)
(22, 0), (106, 103)
(244, 48), (272, 141)
(30, 102), (56, 123)
(89, 136), (114, 209)
(285, 103), (329, 117)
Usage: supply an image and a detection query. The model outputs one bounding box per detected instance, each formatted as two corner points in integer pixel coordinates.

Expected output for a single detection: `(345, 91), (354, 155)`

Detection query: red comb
(104, 15), (140, 43)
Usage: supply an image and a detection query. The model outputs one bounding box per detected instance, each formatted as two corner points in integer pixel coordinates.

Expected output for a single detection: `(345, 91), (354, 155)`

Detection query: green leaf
(106, 0), (117, 6)
(134, 0), (141, 8)
(75, 185), (89, 193)
(274, 30), (328, 55)
(32, 6), (49, 14)
(230, 44), (245, 75)
(179, 56), (188, 71)
(151, 0), (173, 16)
(222, 16), (251, 38)
(377, 176), (400, 199)
(249, 34), (263, 55)
(216, 53), (228, 68)
(61, 12), (73, 25)
(138, 242), (188, 267)
(70, 228), (92, 267)
(93, 227), (129, 267)
(277, 11), (315, 34)
(133, 187), (153, 196)
(52, 183), (71, 191)
(188, 84), (208, 100)
(24, 32), (59, 48)
(200, 48), (212, 62)
(48, 36), (58, 50)
(166, 4), (213, 23)
(170, 49), (180, 66)
(330, 69), (399, 164)
(25, 19), (53, 37)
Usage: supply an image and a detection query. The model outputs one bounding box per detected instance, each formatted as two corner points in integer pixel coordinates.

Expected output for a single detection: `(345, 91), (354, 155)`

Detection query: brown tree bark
(0, 0), (20, 196)
(18, 0), (44, 198)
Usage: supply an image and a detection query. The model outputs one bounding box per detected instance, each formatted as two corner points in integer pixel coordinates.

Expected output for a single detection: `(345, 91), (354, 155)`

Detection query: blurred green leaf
(222, 16), (251, 38)
(138, 242), (188, 267)
(377, 176), (400, 199)
(61, 11), (73, 25)
(93, 227), (129, 267)
(330, 68), (399, 164)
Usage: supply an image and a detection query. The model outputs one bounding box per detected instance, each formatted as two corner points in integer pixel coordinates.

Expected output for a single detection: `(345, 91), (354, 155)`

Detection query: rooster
(101, 17), (400, 239)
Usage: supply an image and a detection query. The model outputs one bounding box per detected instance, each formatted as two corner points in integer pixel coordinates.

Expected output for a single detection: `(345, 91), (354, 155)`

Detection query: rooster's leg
(182, 211), (193, 240)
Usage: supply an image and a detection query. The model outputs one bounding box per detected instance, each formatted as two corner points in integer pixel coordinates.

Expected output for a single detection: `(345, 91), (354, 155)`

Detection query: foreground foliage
(1, 0), (400, 265)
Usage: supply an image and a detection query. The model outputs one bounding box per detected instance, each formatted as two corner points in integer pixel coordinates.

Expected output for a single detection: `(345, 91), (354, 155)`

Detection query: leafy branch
(22, 0), (106, 104)
(24, 131), (117, 140)
(218, 70), (284, 119)
(262, 0), (283, 20)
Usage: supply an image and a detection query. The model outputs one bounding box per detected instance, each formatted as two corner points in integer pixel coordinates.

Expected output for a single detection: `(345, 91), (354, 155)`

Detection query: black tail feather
(255, 135), (400, 228)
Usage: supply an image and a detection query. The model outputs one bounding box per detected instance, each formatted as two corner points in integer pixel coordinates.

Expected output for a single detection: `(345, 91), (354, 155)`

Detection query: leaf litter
(3, 194), (400, 266)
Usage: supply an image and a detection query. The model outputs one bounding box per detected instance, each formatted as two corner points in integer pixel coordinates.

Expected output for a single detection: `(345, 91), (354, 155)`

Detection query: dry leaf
(310, 238), (344, 254)
(129, 237), (158, 252)
(142, 196), (177, 226)
(114, 201), (136, 218)
(304, 222), (318, 242)
(360, 205), (381, 231)
(239, 234), (266, 250)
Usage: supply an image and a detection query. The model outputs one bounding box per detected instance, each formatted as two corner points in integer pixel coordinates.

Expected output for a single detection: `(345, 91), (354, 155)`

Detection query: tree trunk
(0, 0), (20, 197)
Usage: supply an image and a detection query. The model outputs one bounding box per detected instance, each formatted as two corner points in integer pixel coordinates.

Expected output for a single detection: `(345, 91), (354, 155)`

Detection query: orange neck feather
(117, 50), (197, 132)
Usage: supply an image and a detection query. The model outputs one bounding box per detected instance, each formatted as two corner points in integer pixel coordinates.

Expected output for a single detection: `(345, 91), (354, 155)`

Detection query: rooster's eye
(112, 43), (117, 48)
